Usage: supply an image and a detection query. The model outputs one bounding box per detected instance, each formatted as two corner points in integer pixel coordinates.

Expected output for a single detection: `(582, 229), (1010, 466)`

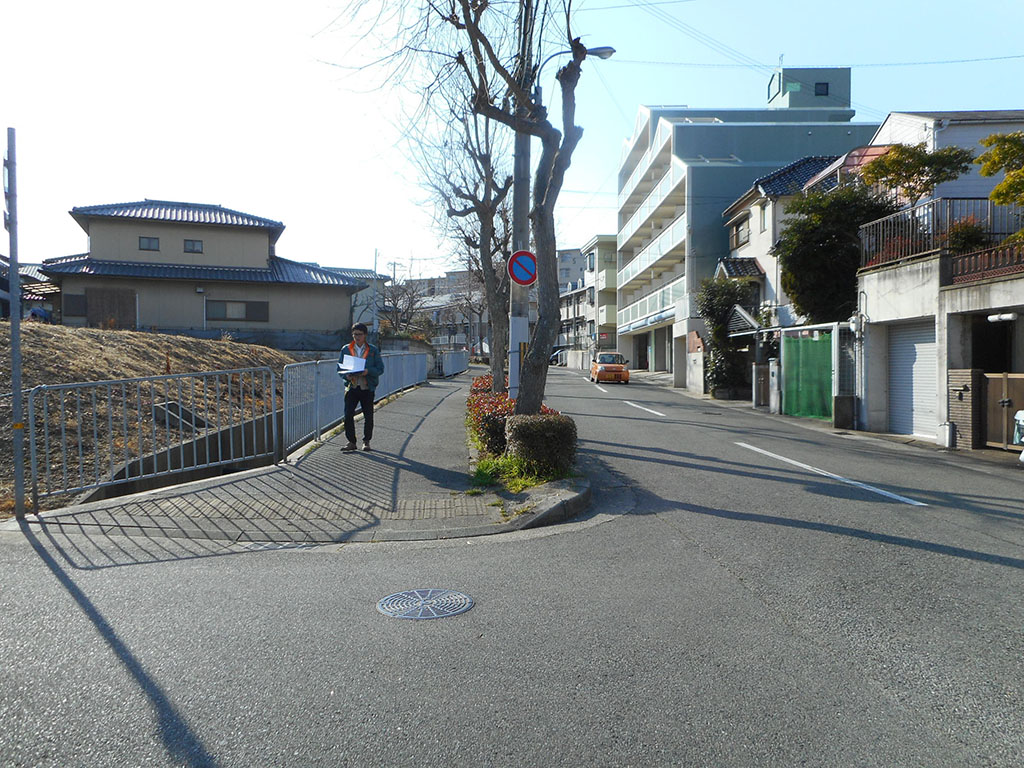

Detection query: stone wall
(948, 368), (983, 449)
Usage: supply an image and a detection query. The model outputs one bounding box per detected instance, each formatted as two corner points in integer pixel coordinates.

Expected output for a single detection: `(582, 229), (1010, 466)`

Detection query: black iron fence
(860, 198), (1024, 268)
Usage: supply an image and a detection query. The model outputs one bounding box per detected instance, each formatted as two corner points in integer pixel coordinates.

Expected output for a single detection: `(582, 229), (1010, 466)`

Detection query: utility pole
(372, 249), (379, 341)
(508, 46), (615, 401)
(5, 127), (26, 518)
(508, 127), (531, 400)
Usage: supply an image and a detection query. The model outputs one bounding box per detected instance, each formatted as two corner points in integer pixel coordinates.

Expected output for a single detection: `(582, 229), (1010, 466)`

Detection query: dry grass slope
(1, 324), (301, 517)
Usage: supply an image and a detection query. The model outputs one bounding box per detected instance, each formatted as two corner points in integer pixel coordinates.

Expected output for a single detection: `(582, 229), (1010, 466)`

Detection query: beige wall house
(42, 200), (364, 345)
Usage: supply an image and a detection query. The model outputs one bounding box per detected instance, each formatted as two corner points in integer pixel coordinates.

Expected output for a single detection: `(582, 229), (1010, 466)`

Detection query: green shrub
(479, 412), (508, 455)
(504, 414), (577, 476)
(466, 384), (557, 457)
(1002, 228), (1024, 246)
(944, 216), (991, 254)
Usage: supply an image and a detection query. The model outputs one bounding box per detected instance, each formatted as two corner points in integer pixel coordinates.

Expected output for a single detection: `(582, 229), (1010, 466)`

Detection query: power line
(576, 0), (697, 11)
(614, 53), (1024, 69)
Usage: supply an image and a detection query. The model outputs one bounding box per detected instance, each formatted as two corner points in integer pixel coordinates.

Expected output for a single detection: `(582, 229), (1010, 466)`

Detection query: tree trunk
(477, 220), (509, 393)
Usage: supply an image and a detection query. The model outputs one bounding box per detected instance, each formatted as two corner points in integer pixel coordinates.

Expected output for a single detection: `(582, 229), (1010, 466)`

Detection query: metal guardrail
(435, 350), (469, 378)
(27, 368), (277, 506)
(860, 198), (1024, 268)
(18, 352), (444, 508)
(281, 352), (429, 455)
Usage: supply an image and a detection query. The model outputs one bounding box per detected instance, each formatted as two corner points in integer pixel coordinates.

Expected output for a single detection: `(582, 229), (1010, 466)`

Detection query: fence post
(27, 388), (38, 514)
(314, 361), (322, 443)
(270, 370), (279, 463)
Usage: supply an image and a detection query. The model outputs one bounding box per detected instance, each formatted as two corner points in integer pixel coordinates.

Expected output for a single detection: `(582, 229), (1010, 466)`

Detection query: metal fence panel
(282, 360), (345, 455)
(27, 367), (276, 505)
(441, 350), (469, 377)
(281, 352), (428, 456)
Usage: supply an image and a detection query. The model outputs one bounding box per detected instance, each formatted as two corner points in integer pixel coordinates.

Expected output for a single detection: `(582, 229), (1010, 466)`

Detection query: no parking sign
(508, 250), (537, 286)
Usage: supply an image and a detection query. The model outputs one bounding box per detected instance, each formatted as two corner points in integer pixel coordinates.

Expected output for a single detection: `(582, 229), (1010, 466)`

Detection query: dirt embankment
(1, 324), (301, 516)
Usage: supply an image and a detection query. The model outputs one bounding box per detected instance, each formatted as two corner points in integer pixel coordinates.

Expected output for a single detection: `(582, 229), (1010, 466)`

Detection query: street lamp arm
(534, 45), (615, 104)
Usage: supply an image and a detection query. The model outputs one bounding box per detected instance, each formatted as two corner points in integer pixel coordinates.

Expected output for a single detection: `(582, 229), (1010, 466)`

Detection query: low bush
(471, 454), (544, 494)
(505, 414), (577, 477)
(1001, 229), (1024, 246)
(466, 376), (557, 457)
(943, 216), (991, 254)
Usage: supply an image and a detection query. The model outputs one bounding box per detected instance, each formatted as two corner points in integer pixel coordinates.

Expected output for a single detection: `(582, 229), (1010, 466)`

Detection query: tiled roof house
(718, 156), (839, 327)
(43, 199), (364, 337)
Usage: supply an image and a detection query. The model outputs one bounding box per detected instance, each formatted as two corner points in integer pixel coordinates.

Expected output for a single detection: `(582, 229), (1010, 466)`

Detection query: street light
(534, 46), (616, 105)
(508, 45), (615, 400)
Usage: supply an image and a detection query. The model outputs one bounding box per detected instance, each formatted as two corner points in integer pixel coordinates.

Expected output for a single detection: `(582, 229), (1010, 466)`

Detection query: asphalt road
(2, 367), (1023, 767)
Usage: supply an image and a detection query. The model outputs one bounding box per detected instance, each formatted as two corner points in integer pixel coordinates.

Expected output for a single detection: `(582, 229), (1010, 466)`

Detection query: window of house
(205, 300), (269, 322)
(139, 237), (159, 251)
(729, 218), (750, 250)
(184, 239), (203, 253)
(64, 294), (87, 317)
(759, 204), (767, 233)
(588, 252), (595, 271)
(815, 82), (829, 97)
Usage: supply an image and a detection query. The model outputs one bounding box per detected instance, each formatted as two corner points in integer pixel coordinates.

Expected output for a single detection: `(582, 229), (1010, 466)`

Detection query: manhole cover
(376, 589), (474, 620)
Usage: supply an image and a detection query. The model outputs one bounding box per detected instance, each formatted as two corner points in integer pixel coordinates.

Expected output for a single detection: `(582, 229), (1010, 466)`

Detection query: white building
(856, 111), (1024, 447)
(616, 67), (879, 391)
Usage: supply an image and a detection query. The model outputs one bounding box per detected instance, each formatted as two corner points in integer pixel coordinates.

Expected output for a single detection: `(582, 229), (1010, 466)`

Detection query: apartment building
(616, 67), (879, 390)
(556, 235), (618, 369)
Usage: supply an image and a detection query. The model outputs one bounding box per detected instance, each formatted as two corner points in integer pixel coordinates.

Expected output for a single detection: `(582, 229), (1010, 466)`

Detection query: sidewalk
(5, 374), (590, 545)
(628, 369), (1024, 470)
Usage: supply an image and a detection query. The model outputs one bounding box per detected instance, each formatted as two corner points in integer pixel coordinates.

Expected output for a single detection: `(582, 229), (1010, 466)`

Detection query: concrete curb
(514, 477), (592, 530)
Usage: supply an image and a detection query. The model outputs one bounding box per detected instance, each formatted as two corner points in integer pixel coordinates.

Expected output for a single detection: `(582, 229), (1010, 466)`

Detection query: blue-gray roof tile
(754, 156), (839, 197)
(71, 199), (285, 240)
(718, 257), (764, 278)
(41, 254), (365, 289)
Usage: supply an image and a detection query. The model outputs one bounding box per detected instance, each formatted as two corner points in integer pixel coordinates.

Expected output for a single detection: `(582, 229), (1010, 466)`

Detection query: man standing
(338, 323), (385, 451)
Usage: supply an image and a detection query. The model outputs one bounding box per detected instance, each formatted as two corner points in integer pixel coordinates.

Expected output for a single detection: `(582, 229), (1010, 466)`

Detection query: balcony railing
(617, 275), (686, 330)
(618, 119), (674, 207)
(618, 215), (687, 290)
(946, 243), (1024, 286)
(860, 198), (1024, 269)
(617, 159), (686, 250)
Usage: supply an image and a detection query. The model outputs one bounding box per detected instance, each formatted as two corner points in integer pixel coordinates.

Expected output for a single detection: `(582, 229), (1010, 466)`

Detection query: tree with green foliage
(775, 185), (899, 323)
(976, 131), (1024, 204)
(860, 142), (975, 205)
(695, 277), (757, 394)
(977, 132), (1024, 243)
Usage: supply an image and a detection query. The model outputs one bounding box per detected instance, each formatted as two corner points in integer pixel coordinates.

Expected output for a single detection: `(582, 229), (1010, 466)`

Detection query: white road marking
(625, 401), (666, 417)
(735, 442), (927, 506)
(595, 385), (608, 393)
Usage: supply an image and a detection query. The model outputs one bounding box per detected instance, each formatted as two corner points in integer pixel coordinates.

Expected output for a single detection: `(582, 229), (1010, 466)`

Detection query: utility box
(768, 358), (780, 414)
(832, 395), (856, 429)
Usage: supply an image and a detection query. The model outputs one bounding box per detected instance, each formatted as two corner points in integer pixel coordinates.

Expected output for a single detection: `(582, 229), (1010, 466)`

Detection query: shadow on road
(18, 518), (221, 767)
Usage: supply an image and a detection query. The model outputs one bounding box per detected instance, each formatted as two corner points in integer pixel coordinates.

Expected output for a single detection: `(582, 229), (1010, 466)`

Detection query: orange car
(590, 352), (630, 384)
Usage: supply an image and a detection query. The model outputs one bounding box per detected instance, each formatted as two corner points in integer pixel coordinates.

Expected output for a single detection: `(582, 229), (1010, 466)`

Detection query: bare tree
(345, 0), (596, 412)
(413, 100), (512, 393)
(447, 0), (590, 414)
(380, 279), (431, 336)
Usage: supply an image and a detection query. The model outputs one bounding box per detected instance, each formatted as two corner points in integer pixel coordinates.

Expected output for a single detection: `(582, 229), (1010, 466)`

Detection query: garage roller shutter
(888, 322), (936, 437)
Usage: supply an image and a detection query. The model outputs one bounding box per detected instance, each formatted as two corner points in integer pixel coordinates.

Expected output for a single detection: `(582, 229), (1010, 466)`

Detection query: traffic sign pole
(507, 249), (537, 400)
(508, 129), (531, 401)
(5, 127), (26, 518)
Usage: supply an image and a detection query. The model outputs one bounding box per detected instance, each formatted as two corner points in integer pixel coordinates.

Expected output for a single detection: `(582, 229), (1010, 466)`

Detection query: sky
(2, 0), (1022, 280)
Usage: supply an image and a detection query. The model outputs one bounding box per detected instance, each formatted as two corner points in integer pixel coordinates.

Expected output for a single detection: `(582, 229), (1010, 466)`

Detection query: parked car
(590, 352), (629, 384)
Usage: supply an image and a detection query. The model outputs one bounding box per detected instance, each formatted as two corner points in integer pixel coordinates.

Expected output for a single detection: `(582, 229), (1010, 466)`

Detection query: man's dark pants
(344, 387), (375, 443)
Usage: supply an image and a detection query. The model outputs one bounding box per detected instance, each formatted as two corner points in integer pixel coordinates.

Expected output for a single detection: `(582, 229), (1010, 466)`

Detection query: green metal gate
(782, 333), (833, 420)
